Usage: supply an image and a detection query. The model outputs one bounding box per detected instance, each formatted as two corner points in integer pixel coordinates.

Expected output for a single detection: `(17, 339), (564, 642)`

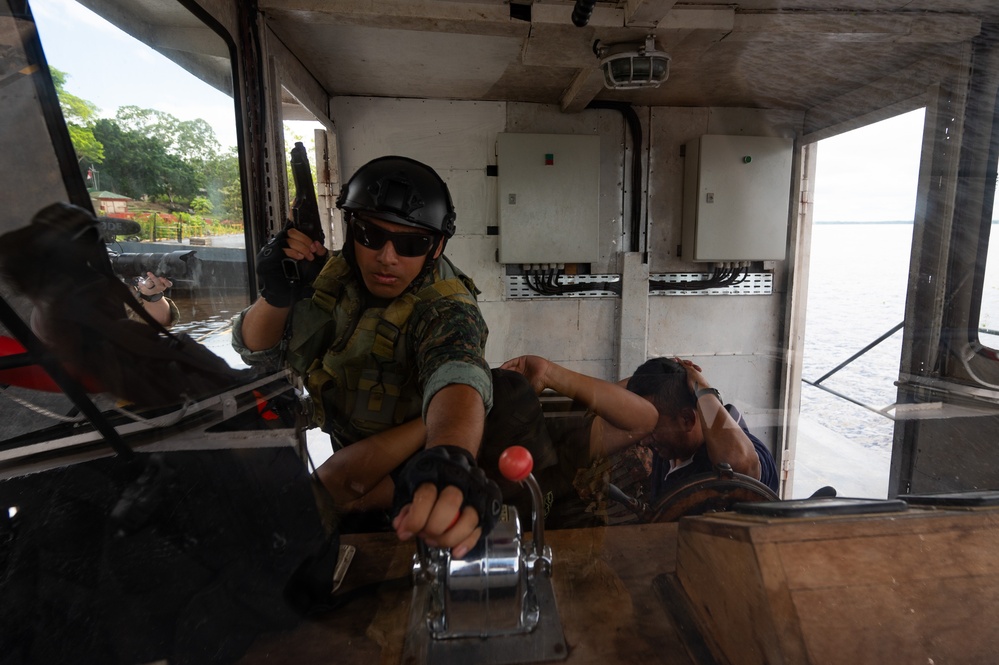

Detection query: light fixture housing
(595, 35), (670, 90)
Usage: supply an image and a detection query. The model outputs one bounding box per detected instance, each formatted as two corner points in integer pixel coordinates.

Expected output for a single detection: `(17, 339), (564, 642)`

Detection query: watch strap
(694, 386), (721, 402)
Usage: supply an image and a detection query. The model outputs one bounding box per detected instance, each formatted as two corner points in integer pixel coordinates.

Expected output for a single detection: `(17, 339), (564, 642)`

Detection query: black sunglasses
(351, 217), (437, 257)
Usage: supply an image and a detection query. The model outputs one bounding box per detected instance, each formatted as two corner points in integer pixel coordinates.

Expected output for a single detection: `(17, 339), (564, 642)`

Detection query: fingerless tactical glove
(392, 445), (503, 537)
(255, 228), (327, 307)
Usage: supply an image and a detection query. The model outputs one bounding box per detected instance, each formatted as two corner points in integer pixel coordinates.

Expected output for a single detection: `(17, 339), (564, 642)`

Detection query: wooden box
(673, 503), (999, 664)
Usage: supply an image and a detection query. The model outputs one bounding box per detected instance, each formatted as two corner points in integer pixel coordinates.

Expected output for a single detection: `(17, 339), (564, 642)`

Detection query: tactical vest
(286, 253), (479, 448)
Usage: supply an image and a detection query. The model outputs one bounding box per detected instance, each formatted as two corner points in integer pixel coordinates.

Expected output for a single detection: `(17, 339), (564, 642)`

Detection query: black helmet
(336, 156), (456, 238)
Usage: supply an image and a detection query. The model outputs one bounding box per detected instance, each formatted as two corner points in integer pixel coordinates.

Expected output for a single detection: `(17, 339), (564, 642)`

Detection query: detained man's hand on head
(499, 354), (552, 395)
(674, 357), (708, 392)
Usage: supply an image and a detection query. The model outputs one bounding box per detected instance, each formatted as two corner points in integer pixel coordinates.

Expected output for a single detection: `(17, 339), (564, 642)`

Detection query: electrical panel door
(497, 133), (600, 264)
(682, 135), (793, 262)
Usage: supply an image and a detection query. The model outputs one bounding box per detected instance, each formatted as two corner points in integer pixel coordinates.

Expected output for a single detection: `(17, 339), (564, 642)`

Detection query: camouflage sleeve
(165, 297), (181, 327)
(411, 296), (492, 419)
(125, 296), (180, 328)
(230, 306), (286, 368)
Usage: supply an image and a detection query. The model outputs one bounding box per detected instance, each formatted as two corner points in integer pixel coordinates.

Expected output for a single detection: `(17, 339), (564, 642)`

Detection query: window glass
(0, 0), (248, 451)
(33, 0), (248, 363)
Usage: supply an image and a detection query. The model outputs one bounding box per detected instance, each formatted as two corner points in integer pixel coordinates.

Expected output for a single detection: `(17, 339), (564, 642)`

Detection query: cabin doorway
(792, 109), (925, 499)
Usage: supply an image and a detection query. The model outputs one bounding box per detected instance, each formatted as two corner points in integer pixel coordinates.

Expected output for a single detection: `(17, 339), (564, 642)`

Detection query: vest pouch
(352, 367), (408, 429)
(287, 299), (336, 377)
(308, 360), (357, 438)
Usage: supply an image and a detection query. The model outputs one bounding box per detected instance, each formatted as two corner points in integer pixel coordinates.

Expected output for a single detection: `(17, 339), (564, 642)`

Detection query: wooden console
(672, 499), (999, 664)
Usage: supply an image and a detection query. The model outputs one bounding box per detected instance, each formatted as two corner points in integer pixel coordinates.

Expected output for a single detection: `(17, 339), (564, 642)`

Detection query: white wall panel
(326, 97), (797, 450)
(331, 97), (506, 174)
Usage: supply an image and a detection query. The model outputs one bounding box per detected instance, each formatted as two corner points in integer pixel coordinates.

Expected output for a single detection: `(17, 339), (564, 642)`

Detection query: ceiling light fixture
(593, 35), (671, 90)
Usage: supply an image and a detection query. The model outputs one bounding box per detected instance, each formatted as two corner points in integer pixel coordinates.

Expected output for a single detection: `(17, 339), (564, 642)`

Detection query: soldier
(128, 271), (179, 328)
(233, 156), (500, 559)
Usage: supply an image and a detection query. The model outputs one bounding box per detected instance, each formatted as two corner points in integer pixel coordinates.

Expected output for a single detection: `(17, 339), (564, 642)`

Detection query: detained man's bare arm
(680, 360), (762, 480)
(500, 355), (659, 460)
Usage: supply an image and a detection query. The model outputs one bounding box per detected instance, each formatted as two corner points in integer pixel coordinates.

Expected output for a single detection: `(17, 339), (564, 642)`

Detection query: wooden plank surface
(675, 506), (999, 665)
(240, 523), (693, 665)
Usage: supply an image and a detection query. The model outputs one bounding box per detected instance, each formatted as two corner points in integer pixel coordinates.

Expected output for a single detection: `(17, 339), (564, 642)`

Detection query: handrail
(802, 321), (905, 421)
(804, 321), (999, 420)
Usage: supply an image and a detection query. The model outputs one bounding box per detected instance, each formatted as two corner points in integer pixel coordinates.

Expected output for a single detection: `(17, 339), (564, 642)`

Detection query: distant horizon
(814, 219), (999, 224)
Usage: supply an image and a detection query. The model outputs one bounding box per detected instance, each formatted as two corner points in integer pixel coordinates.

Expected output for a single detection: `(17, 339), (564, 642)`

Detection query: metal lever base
(401, 505), (567, 665)
(402, 570), (566, 665)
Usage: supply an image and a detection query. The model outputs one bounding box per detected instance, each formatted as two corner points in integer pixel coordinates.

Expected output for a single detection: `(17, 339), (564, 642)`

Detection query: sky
(31, 0), (931, 223)
(32, 0), (240, 150)
(811, 109), (926, 223)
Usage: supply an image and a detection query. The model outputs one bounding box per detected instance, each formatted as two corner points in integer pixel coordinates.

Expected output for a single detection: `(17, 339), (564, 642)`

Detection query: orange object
(0, 336), (102, 392)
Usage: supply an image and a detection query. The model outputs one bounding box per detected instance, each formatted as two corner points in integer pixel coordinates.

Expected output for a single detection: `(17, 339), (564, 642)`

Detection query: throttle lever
(499, 445), (548, 573)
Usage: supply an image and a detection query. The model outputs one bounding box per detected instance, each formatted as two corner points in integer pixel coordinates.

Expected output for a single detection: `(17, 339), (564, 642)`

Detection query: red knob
(499, 445), (534, 482)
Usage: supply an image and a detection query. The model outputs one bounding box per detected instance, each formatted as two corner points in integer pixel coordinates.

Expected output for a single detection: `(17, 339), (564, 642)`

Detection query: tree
(115, 106), (221, 162)
(92, 118), (201, 203)
(190, 196), (213, 216)
(51, 68), (104, 169)
(204, 146), (243, 221)
(50, 75), (237, 212)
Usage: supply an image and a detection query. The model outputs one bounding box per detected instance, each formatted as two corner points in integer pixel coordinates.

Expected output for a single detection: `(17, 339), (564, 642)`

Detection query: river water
(796, 221), (999, 498)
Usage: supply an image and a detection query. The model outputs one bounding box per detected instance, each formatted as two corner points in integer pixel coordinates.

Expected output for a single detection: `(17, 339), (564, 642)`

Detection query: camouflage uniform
(232, 251), (491, 448)
(126, 294), (180, 328)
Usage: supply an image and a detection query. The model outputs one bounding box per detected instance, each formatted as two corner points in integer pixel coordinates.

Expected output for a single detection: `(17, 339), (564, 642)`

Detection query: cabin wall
(646, 106), (804, 458)
(330, 96), (804, 457)
(904, 415), (999, 493)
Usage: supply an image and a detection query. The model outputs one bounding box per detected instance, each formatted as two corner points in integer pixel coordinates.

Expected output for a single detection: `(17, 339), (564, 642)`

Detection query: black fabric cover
(0, 447), (335, 665)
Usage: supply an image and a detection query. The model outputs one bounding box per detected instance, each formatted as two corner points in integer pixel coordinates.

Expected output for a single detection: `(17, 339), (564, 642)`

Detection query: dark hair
(625, 357), (695, 416)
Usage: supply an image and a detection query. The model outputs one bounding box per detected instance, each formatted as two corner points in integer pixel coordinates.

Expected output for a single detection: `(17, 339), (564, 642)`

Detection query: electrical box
(681, 135), (793, 262)
(497, 133), (600, 264)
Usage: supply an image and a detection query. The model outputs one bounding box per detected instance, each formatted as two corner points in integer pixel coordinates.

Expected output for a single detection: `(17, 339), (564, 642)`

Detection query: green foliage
(130, 211), (243, 241)
(92, 118), (199, 202)
(52, 71), (243, 222)
(203, 146), (243, 222)
(51, 68), (104, 166)
(190, 196), (213, 215)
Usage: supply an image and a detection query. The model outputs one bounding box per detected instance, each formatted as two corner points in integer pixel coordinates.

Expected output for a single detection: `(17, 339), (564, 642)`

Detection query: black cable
(522, 269), (622, 296)
(545, 267), (559, 294)
(586, 102), (644, 253)
(649, 264), (751, 292)
(571, 0), (597, 27)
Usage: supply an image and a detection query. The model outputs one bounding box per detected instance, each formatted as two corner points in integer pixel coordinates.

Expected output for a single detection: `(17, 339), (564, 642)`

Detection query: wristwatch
(139, 291), (164, 302)
(694, 386), (721, 402)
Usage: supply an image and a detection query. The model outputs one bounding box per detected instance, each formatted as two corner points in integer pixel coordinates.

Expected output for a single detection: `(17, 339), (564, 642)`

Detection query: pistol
(289, 141), (324, 245)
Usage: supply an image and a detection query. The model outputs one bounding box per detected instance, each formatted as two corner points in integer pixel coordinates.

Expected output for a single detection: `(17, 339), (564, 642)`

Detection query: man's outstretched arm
(392, 383), (488, 559)
(500, 354), (658, 459)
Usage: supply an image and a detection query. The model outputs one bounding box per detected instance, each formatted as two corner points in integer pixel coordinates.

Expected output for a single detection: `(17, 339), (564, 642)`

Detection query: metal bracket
(401, 505), (567, 665)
